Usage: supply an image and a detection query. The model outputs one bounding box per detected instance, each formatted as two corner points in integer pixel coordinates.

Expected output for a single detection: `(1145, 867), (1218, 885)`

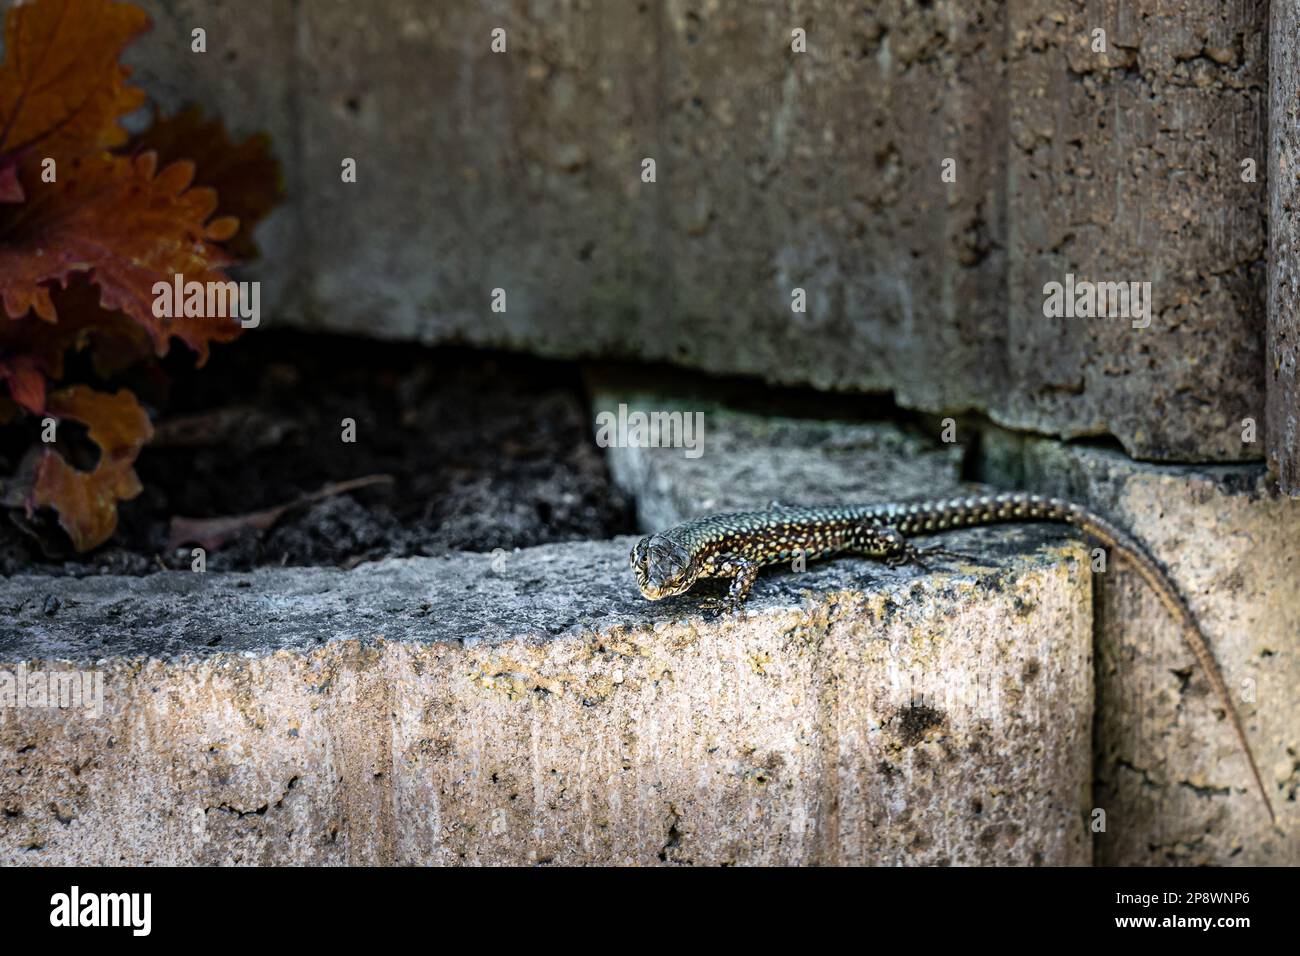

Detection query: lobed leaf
(0, 150), (242, 363)
(0, 0), (150, 197)
(130, 105), (284, 259)
(0, 276), (154, 413)
(0, 354), (45, 413)
(32, 384), (152, 551)
(0, 0), (283, 553)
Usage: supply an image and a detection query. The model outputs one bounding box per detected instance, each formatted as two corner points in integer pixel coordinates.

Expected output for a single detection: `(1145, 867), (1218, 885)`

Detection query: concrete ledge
(7, 390), (1287, 864)
(1, 395), (1098, 864)
(0, 533), (1090, 865)
(594, 392), (965, 530)
(1269, 0), (1300, 493)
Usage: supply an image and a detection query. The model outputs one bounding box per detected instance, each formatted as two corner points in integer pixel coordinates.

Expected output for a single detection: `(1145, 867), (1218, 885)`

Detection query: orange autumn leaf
(0, 276), (155, 413)
(130, 106), (284, 259)
(0, 150), (242, 363)
(0, 282), (98, 413)
(32, 384), (152, 551)
(0, 163), (22, 202)
(0, 0), (150, 200)
(0, 0), (281, 553)
(47, 274), (155, 379)
(0, 354), (46, 413)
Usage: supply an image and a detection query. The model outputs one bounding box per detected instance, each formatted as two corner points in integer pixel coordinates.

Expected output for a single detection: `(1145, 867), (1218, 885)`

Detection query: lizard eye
(630, 537), (653, 580)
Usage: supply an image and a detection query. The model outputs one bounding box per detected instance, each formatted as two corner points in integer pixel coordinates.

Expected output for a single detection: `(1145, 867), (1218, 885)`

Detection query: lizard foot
(697, 597), (745, 620)
(915, 544), (978, 563)
(890, 544), (969, 571)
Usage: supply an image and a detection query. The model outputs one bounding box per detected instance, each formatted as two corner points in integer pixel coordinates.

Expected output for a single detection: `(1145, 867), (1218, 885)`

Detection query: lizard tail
(1056, 499), (1276, 826)
(895, 491), (1275, 823)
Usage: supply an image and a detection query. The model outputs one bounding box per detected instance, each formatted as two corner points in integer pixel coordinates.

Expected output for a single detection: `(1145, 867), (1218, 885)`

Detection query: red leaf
(32, 384), (152, 551)
(0, 161), (22, 203)
(0, 0), (149, 167)
(130, 106), (284, 259)
(0, 275), (152, 405)
(0, 150), (242, 364)
(0, 355), (45, 412)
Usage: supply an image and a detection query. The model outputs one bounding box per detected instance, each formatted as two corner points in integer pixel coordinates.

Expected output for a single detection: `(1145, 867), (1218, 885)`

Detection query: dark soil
(0, 331), (635, 575)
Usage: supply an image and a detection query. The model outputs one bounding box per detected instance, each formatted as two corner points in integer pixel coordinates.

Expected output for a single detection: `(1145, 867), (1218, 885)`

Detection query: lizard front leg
(698, 555), (759, 616)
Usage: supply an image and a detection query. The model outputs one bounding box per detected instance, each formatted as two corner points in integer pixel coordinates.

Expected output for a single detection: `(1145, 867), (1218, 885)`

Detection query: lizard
(628, 490), (1276, 823)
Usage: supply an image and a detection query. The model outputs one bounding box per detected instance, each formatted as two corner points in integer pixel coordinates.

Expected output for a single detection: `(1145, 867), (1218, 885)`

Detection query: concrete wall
(115, 0), (1277, 464)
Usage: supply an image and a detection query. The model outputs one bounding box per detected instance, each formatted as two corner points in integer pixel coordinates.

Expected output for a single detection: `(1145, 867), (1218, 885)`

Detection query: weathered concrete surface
(107, 0), (1268, 461)
(655, 1), (1008, 415)
(1002, 0), (1268, 463)
(594, 391), (964, 531)
(0, 534), (1091, 865)
(979, 432), (1300, 865)
(0, 389), (1098, 865)
(292, 0), (665, 352)
(1270, 0), (1300, 494)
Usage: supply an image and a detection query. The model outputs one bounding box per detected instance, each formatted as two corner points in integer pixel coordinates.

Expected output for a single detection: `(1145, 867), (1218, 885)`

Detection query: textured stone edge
(0, 532), (1093, 865)
(594, 391), (1299, 864)
(0, 392), (1104, 865)
(1269, 0), (1300, 495)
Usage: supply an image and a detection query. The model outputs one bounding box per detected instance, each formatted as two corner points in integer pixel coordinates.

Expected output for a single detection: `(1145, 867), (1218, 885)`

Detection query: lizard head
(630, 534), (698, 600)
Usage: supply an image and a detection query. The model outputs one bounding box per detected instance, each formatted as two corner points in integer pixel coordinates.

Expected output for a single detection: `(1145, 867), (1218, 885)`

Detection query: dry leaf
(32, 384), (153, 550)
(130, 105), (284, 259)
(0, 0), (149, 198)
(0, 276), (154, 413)
(0, 0), (281, 553)
(167, 475), (395, 552)
(0, 151), (241, 362)
(0, 161), (22, 203)
(0, 354), (46, 413)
